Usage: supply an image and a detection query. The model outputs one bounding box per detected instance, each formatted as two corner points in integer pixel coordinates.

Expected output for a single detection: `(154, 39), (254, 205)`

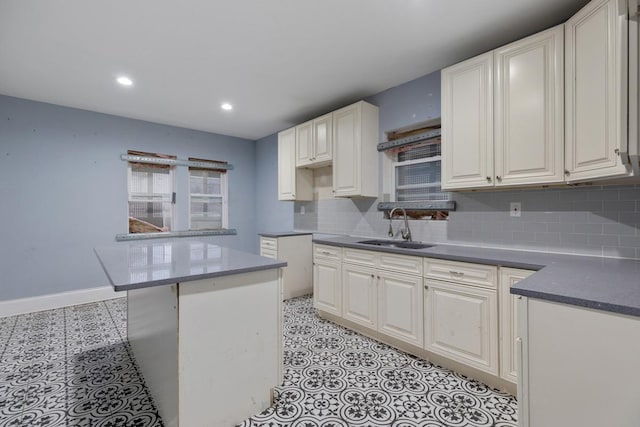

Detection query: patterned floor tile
(239, 295), (518, 427)
(1, 294), (517, 427)
(0, 299), (163, 427)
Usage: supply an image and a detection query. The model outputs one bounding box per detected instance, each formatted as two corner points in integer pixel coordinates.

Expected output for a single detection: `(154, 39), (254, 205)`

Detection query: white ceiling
(0, 0), (589, 141)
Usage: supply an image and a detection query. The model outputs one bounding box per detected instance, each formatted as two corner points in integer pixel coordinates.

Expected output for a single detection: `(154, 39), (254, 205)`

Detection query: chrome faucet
(389, 207), (412, 242)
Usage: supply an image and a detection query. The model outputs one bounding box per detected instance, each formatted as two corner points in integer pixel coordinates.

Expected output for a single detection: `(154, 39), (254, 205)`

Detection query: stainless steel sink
(357, 239), (434, 250)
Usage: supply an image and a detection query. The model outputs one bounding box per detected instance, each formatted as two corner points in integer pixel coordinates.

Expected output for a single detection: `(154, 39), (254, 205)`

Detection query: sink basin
(357, 239), (434, 250)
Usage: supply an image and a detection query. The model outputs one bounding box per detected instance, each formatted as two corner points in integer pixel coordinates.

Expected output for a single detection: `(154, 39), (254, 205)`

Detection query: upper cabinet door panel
(494, 25), (565, 186)
(278, 128), (296, 200)
(295, 121), (313, 167)
(565, 0), (630, 181)
(333, 104), (361, 196)
(441, 52), (495, 190)
(313, 113), (333, 165)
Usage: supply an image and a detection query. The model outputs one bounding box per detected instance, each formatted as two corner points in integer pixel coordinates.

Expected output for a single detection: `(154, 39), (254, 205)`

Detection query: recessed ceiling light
(117, 76), (133, 86)
(221, 103), (233, 111)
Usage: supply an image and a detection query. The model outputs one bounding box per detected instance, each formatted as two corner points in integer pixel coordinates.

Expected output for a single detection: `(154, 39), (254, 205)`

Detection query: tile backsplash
(294, 184), (640, 259)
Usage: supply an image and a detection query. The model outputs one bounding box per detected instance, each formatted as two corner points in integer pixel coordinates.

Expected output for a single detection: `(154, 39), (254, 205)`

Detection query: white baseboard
(0, 286), (122, 318)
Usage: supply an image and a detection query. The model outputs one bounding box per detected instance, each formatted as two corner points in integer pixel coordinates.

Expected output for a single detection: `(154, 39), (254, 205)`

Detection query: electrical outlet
(510, 202), (522, 217)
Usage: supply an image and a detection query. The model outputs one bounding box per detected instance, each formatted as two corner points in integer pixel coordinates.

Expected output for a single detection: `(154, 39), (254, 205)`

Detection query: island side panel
(127, 284), (178, 427)
(280, 234), (313, 299)
(525, 298), (640, 427)
(177, 269), (281, 427)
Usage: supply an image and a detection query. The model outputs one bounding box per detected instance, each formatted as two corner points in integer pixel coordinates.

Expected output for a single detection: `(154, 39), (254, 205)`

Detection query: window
(127, 151), (175, 233)
(123, 151), (231, 237)
(392, 142), (449, 202)
(189, 158), (228, 230)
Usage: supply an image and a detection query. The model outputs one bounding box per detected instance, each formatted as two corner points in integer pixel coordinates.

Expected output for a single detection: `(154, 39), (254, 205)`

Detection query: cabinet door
(441, 52), (495, 190)
(378, 272), (423, 347)
(565, 0), (630, 181)
(295, 121), (313, 167)
(278, 128), (312, 201)
(342, 264), (377, 329)
(499, 268), (533, 383)
(494, 25), (564, 186)
(278, 128), (297, 200)
(313, 260), (341, 316)
(312, 113), (333, 165)
(424, 280), (498, 375)
(332, 103), (362, 196)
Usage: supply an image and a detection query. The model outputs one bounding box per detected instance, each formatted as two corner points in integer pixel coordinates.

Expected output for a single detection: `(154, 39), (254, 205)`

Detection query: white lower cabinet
(313, 253), (341, 317)
(314, 261), (341, 316)
(424, 279), (498, 375)
(378, 271), (423, 347)
(342, 264), (377, 329)
(340, 249), (424, 347)
(517, 297), (640, 427)
(499, 268), (532, 383)
(260, 235), (312, 300)
(313, 245), (527, 390)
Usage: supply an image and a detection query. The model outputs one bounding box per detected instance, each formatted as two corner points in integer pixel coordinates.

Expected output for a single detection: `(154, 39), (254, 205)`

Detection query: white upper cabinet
(278, 128), (312, 201)
(441, 52), (495, 190)
(295, 121), (313, 166)
(494, 25), (565, 186)
(442, 25), (565, 190)
(565, 0), (638, 182)
(332, 101), (380, 197)
(296, 113), (333, 168)
(312, 113), (333, 165)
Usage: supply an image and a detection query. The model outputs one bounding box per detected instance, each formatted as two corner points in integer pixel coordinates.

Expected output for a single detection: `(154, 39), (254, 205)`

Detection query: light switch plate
(510, 202), (522, 217)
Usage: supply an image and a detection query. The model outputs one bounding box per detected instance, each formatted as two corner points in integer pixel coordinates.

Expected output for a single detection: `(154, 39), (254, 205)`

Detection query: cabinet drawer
(379, 253), (422, 276)
(424, 258), (497, 289)
(260, 248), (277, 259)
(314, 244), (341, 261)
(343, 248), (378, 267)
(260, 237), (278, 250)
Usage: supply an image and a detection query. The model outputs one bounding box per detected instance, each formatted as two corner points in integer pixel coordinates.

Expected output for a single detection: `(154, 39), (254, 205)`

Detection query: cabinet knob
(615, 148), (620, 155)
(424, 285), (429, 290)
(371, 274), (374, 278)
(496, 176), (502, 181)
(292, 193), (295, 197)
(377, 275), (380, 279)
(564, 170), (570, 176)
(486, 176), (492, 182)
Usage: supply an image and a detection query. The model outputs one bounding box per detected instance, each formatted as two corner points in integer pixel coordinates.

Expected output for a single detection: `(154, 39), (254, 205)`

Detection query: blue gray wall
(0, 95), (257, 300)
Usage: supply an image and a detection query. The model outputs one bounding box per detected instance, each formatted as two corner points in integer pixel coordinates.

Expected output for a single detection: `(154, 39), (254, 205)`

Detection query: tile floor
(239, 296), (518, 427)
(0, 296), (518, 427)
(0, 298), (162, 426)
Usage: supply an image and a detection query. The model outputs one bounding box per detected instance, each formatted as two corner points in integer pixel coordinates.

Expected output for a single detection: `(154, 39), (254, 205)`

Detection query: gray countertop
(259, 231), (313, 238)
(314, 236), (640, 317)
(95, 240), (287, 292)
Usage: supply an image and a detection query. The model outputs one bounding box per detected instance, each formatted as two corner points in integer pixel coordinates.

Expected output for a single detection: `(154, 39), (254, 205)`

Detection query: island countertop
(95, 239), (287, 291)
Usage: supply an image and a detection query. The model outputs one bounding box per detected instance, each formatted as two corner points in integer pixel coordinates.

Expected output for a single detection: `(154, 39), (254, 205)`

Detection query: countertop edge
(111, 260), (288, 292)
(510, 287), (640, 317)
(259, 232), (314, 238)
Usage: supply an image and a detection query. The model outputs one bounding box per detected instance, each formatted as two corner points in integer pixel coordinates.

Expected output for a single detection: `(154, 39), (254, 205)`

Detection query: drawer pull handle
(321, 251), (331, 255)
(449, 270), (464, 277)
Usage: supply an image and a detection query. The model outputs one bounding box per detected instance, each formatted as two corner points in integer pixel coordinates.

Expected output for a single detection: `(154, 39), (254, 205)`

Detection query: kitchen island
(94, 239), (286, 427)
